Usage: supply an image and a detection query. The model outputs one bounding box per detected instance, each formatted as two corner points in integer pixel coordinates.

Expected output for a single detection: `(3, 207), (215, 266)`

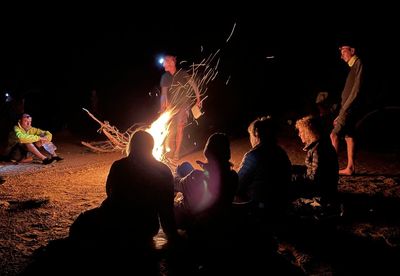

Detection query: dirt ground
(1, 129), (400, 275)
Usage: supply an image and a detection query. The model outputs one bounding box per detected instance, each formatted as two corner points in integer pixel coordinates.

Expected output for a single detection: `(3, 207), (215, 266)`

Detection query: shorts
(172, 107), (189, 127)
(332, 113), (357, 138)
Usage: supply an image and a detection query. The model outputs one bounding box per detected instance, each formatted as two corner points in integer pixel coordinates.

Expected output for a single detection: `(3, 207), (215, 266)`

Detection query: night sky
(1, 6), (399, 139)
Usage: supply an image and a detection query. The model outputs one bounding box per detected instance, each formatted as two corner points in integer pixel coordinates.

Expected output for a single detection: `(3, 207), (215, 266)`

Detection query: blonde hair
(295, 115), (320, 144)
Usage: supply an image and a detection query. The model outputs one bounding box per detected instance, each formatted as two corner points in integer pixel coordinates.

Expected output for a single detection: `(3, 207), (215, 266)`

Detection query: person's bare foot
(339, 167), (355, 176)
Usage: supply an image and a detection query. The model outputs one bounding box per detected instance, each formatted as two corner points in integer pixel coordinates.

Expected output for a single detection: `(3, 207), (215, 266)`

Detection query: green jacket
(8, 122), (52, 147)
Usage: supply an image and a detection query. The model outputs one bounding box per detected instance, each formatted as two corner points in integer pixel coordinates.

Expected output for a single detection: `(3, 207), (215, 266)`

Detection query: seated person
(291, 115), (339, 216)
(236, 116), (292, 222)
(4, 113), (63, 164)
(174, 133), (238, 232)
(70, 130), (179, 250)
(174, 133), (238, 271)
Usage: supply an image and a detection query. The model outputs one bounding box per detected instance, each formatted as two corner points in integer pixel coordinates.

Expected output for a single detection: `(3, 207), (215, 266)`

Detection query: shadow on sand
(20, 221), (306, 276)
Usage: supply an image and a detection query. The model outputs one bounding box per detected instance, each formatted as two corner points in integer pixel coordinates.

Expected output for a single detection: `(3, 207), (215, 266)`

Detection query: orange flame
(145, 109), (174, 160)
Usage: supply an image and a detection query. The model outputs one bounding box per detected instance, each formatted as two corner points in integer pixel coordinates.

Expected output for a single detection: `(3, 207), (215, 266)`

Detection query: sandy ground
(1, 129), (400, 275)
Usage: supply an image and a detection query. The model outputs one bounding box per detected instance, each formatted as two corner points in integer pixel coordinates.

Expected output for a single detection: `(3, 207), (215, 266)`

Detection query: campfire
(81, 108), (175, 162)
(81, 44), (225, 164)
(145, 109), (175, 161)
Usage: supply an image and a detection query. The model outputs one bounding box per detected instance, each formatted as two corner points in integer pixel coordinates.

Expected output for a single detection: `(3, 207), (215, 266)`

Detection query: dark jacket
(295, 138), (339, 205)
(237, 143), (292, 217)
(104, 154), (177, 240)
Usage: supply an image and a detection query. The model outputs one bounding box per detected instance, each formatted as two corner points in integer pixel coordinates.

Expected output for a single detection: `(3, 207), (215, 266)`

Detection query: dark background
(1, 5), (399, 150)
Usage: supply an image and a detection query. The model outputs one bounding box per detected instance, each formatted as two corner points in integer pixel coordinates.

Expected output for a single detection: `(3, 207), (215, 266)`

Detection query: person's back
(174, 133), (238, 272)
(175, 133), (238, 227)
(70, 130), (177, 252)
(104, 153), (174, 238)
(237, 116), (292, 220)
(104, 130), (176, 241)
(67, 131), (177, 275)
(239, 142), (292, 217)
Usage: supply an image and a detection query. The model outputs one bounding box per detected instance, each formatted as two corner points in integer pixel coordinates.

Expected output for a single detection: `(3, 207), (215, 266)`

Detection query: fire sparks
(81, 23), (233, 162)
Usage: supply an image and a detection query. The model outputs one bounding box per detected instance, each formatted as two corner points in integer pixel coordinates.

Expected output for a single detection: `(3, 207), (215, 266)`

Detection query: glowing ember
(145, 109), (174, 160)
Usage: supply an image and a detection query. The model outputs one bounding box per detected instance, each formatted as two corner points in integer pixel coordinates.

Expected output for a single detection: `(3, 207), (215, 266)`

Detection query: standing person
(160, 55), (202, 160)
(5, 113), (63, 164)
(330, 42), (364, 175)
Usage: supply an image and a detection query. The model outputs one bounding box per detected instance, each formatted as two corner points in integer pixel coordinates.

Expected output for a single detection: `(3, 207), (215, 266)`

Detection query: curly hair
(295, 115), (321, 144)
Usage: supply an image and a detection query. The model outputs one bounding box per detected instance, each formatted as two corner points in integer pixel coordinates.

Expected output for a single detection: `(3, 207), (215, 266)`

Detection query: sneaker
(52, 156), (64, 162)
(42, 158), (55, 165)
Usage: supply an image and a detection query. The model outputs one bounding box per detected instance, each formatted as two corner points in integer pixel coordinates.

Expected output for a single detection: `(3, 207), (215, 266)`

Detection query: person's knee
(25, 143), (39, 152)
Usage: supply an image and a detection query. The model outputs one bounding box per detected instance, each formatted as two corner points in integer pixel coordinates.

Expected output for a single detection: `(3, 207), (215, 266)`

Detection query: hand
(333, 117), (338, 126)
(35, 141), (44, 147)
(195, 160), (206, 168)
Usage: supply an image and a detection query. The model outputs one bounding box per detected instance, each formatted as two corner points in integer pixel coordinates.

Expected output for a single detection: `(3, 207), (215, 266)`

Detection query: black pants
(8, 144), (28, 162)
